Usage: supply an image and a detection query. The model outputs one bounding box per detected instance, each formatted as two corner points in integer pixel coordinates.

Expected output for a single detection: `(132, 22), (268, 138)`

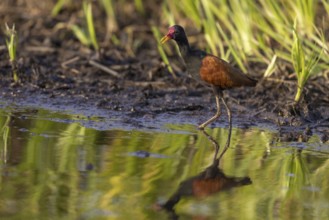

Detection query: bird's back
(183, 50), (257, 89)
(199, 55), (257, 89)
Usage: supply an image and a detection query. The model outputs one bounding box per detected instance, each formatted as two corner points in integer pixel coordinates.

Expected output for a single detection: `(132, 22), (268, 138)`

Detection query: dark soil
(0, 1), (328, 142)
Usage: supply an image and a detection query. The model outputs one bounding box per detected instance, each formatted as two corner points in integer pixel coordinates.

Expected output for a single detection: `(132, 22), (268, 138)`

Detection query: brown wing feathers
(199, 55), (256, 89)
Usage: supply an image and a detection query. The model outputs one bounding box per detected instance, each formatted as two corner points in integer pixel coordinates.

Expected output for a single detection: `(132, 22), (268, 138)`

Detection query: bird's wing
(199, 55), (256, 89)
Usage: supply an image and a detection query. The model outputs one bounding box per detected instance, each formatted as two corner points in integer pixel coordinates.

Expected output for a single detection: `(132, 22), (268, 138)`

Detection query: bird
(160, 25), (257, 133)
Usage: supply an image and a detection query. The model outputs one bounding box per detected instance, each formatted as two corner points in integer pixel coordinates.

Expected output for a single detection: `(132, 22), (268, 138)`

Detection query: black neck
(176, 37), (190, 58)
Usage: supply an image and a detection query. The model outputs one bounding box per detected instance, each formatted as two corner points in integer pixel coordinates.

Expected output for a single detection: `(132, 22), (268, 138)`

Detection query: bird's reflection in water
(158, 130), (252, 219)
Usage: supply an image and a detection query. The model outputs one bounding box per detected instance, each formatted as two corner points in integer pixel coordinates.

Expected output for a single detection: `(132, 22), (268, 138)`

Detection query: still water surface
(0, 107), (328, 219)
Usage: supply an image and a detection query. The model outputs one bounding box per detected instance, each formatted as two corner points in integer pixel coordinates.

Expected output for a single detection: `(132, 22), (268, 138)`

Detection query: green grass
(5, 23), (18, 82)
(99, 0), (117, 44)
(263, 54), (278, 78)
(134, 0), (144, 14)
(83, 1), (99, 51)
(70, 1), (99, 51)
(51, 0), (71, 16)
(71, 24), (90, 46)
(291, 23), (322, 103)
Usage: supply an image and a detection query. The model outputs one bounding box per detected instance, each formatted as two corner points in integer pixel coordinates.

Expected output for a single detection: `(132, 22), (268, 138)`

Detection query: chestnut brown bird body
(161, 25), (257, 131)
(199, 55), (256, 89)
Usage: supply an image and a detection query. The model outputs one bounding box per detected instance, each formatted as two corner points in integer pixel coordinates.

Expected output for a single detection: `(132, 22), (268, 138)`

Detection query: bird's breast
(184, 56), (203, 82)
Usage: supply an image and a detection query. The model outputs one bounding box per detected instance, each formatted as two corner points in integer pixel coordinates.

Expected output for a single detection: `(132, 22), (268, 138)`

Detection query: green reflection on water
(0, 107), (329, 220)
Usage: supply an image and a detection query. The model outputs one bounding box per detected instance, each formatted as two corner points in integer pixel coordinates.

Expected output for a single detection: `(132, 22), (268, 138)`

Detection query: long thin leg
(201, 129), (220, 162)
(198, 86), (222, 130)
(218, 95), (232, 160)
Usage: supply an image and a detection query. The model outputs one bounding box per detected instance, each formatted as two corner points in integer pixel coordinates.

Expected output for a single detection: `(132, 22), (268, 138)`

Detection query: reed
(291, 25), (322, 103)
(5, 23), (18, 82)
(51, 0), (71, 16)
(70, 1), (99, 51)
(99, 0), (117, 44)
(84, 1), (99, 51)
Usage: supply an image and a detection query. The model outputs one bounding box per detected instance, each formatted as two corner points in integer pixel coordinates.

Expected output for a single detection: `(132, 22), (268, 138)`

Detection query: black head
(160, 25), (188, 44)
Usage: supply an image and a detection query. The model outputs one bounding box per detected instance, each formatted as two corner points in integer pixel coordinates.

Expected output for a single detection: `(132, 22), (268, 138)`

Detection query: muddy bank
(1, 74), (328, 143)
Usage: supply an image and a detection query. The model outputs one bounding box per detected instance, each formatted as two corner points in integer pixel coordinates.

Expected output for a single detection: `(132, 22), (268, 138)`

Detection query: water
(0, 107), (329, 220)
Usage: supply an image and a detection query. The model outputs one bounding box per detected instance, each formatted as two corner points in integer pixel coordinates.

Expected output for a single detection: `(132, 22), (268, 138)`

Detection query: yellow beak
(160, 35), (171, 44)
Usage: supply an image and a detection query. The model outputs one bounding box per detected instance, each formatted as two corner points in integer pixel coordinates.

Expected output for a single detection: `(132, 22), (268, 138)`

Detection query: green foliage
(5, 23), (16, 63)
(83, 1), (99, 51)
(4, 23), (18, 82)
(70, 1), (99, 51)
(71, 25), (90, 46)
(99, 0), (117, 43)
(291, 24), (322, 103)
(263, 54), (278, 78)
(51, 0), (71, 16)
(292, 0), (317, 36)
(134, 0), (144, 14)
(323, 0), (329, 15)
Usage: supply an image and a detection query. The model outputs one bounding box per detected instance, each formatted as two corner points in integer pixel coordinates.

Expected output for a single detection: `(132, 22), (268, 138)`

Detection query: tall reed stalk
(5, 23), (18, 82)
(291, 24), (322, 103)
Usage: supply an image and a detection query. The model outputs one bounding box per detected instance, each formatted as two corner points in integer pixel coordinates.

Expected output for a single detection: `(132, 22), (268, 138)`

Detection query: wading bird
(160, 25), (257, 132)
